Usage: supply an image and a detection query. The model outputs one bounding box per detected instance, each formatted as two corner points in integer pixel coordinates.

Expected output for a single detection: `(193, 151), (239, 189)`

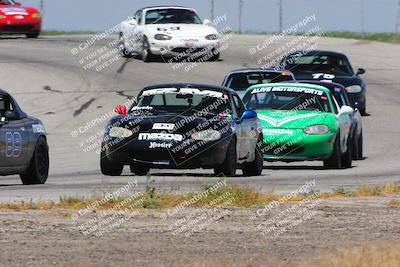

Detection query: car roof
(285, 50), (348, 58)
(245, 82), (331, 94)
(226, 68), (294, 75)
(140, 83), (236, 94)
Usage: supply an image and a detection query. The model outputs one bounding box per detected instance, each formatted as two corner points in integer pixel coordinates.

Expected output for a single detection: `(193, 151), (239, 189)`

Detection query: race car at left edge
(100, 83), (263, 177)
(0, 88), (49, 185)
(0, 0), (41, 38)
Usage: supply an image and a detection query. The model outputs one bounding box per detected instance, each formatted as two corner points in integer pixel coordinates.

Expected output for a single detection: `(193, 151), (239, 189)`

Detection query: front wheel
(26, 32), (40, 38)
(323, 135), (342, 169)
(141, 38), (155, 62)
(119, 33), (131, 58)
(20, 137), (49, 185)
(100, 146), (123, 176)
(214, 139), (237, 177)
(242, 136), (263, 176)
(130, 163), (150, 176)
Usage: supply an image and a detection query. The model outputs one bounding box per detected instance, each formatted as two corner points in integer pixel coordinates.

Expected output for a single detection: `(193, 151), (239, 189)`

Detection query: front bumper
(0, 18), (41, 34)
(104, 136), (230, 169)
(149, 39), (221, 58)
(261, 130), (336, 161)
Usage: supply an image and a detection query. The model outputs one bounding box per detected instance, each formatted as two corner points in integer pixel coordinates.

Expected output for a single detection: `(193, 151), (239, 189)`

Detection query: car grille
(171, 47), (207, 54)
(3, 25), (33, 31)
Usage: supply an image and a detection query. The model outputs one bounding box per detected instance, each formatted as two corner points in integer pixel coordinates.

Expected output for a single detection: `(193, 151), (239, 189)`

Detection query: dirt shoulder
(0, 196), (399, 267)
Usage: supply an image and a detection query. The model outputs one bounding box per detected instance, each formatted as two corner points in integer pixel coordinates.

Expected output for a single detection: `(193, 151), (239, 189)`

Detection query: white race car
(119, 6), (222, 62)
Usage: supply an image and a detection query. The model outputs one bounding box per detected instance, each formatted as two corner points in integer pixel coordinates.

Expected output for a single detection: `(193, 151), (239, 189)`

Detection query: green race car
(243, 83), (354, 169)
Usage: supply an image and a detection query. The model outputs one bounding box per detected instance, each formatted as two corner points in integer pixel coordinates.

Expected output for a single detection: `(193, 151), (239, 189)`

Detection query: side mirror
(203, 19), (212, 26)
(356, 68), (366, 76)
(5, 110), (19, 120)
(339, 105), (353, 115)
(240, 109), (257, 121)
(115, 105), (127, 116)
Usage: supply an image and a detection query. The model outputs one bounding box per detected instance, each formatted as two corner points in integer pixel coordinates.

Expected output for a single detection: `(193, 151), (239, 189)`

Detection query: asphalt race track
(0, 35), (399, 201)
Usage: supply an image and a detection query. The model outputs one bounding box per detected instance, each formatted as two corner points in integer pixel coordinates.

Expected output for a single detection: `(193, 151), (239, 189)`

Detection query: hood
(108, 112), (229, 136)
(146, 24), (218, 38)
(291, 70), (363, 87)
(0, 5), (39, 15)
(255, 109), (333, 129)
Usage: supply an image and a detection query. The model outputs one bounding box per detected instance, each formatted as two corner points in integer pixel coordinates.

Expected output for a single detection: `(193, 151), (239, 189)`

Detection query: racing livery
(119, 6), (221, 62)
(101, 84), (263, 177)
(243, 83), (354, 169)
(0, 89), (49, 184)
(0, 0), (42, 38)
(296, 80), (363, 160)
(280, 50), (367, 115)
(222, 68), (296, 98)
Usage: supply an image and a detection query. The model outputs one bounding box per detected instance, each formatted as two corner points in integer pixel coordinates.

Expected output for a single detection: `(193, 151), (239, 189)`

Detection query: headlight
(0, 15), (6, 19)
(191, 130), (221, 141)
(205, 34), (219, 40)
(154, 34), (172, 41)
(304, 125), (329, 135)
(346, 85), (362, 93)
(109, 127), (133, 138)
(31, 13), (41, 18)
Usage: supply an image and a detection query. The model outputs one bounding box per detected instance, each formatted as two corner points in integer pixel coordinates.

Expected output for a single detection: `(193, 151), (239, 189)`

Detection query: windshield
(135, 88), (230, 116)
(0, 0), (16, 5)
(145, 8), (202, 24)
(225, 72), (295, 91)
(285, 54), (354, 76)
(243, 86), (331, 112)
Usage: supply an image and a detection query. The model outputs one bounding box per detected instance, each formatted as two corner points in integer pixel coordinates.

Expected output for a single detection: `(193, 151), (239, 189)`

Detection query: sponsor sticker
(252, 86), (323, 96)
(138, 133), (183, 142)
(32, 124), (46, 133)
(152, 123), (175, 130)
(262, 129), (294, 135)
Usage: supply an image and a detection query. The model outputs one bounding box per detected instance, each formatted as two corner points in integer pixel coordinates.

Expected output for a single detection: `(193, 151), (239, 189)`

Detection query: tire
(26, 32), (40, 38)
(357, 132), (363, 159)
(323, 135), (342, 169)
(209, 49), (220, 61)
(141, 37), (155, 62)
(352, 130), (359, 160)
(242, 135), (263, 176)
(341, 135), (352, 168)
(360, 100), (367, 116)
(119, 33), (131, 58)
(100, 146), (123, 176)
(214, 138), (237, 177)
(130, 163), (150, 176)
(20, 137), (49, 185)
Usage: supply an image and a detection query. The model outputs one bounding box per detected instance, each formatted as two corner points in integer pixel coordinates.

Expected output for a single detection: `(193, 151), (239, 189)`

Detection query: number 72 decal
(5, 132), (22, 158)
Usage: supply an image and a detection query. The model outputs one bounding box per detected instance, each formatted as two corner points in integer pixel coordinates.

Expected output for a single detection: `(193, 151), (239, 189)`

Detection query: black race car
(280, 50), (367, 115)
(0, 89), (49, 184)
(295, 80), (363, 160)
(100, 83), (263, 177)
(222, 68), (296, 98)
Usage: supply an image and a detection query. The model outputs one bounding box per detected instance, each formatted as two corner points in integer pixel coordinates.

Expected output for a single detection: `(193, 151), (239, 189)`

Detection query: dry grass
(387, 199), (400, 208)
(191, 242), (400, 267)
(0, 183), (399, 211)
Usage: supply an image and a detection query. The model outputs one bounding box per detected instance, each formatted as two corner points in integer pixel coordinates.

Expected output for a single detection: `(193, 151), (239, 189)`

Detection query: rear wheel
(100, 146), (123, 176)
(242, 136), (263, 176)
(214, 138), (237, 177)
(323, 135), (342, 169)
(20, 137), (49, 185)
(119, 32), (131, 58)
(26, 32), (40, 38)
(130, 163), (150, 176)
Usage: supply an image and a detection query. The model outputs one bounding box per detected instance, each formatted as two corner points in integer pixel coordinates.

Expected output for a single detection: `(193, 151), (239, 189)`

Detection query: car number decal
(312, 73), (335, 79)
(5, 132), (22, 158)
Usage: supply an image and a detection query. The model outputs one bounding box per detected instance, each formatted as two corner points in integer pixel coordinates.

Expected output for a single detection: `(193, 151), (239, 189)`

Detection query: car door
(0, 96), (29, 169)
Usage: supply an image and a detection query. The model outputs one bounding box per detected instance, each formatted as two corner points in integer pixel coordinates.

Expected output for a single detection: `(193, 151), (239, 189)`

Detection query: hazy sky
(20, 0), (398, 33)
